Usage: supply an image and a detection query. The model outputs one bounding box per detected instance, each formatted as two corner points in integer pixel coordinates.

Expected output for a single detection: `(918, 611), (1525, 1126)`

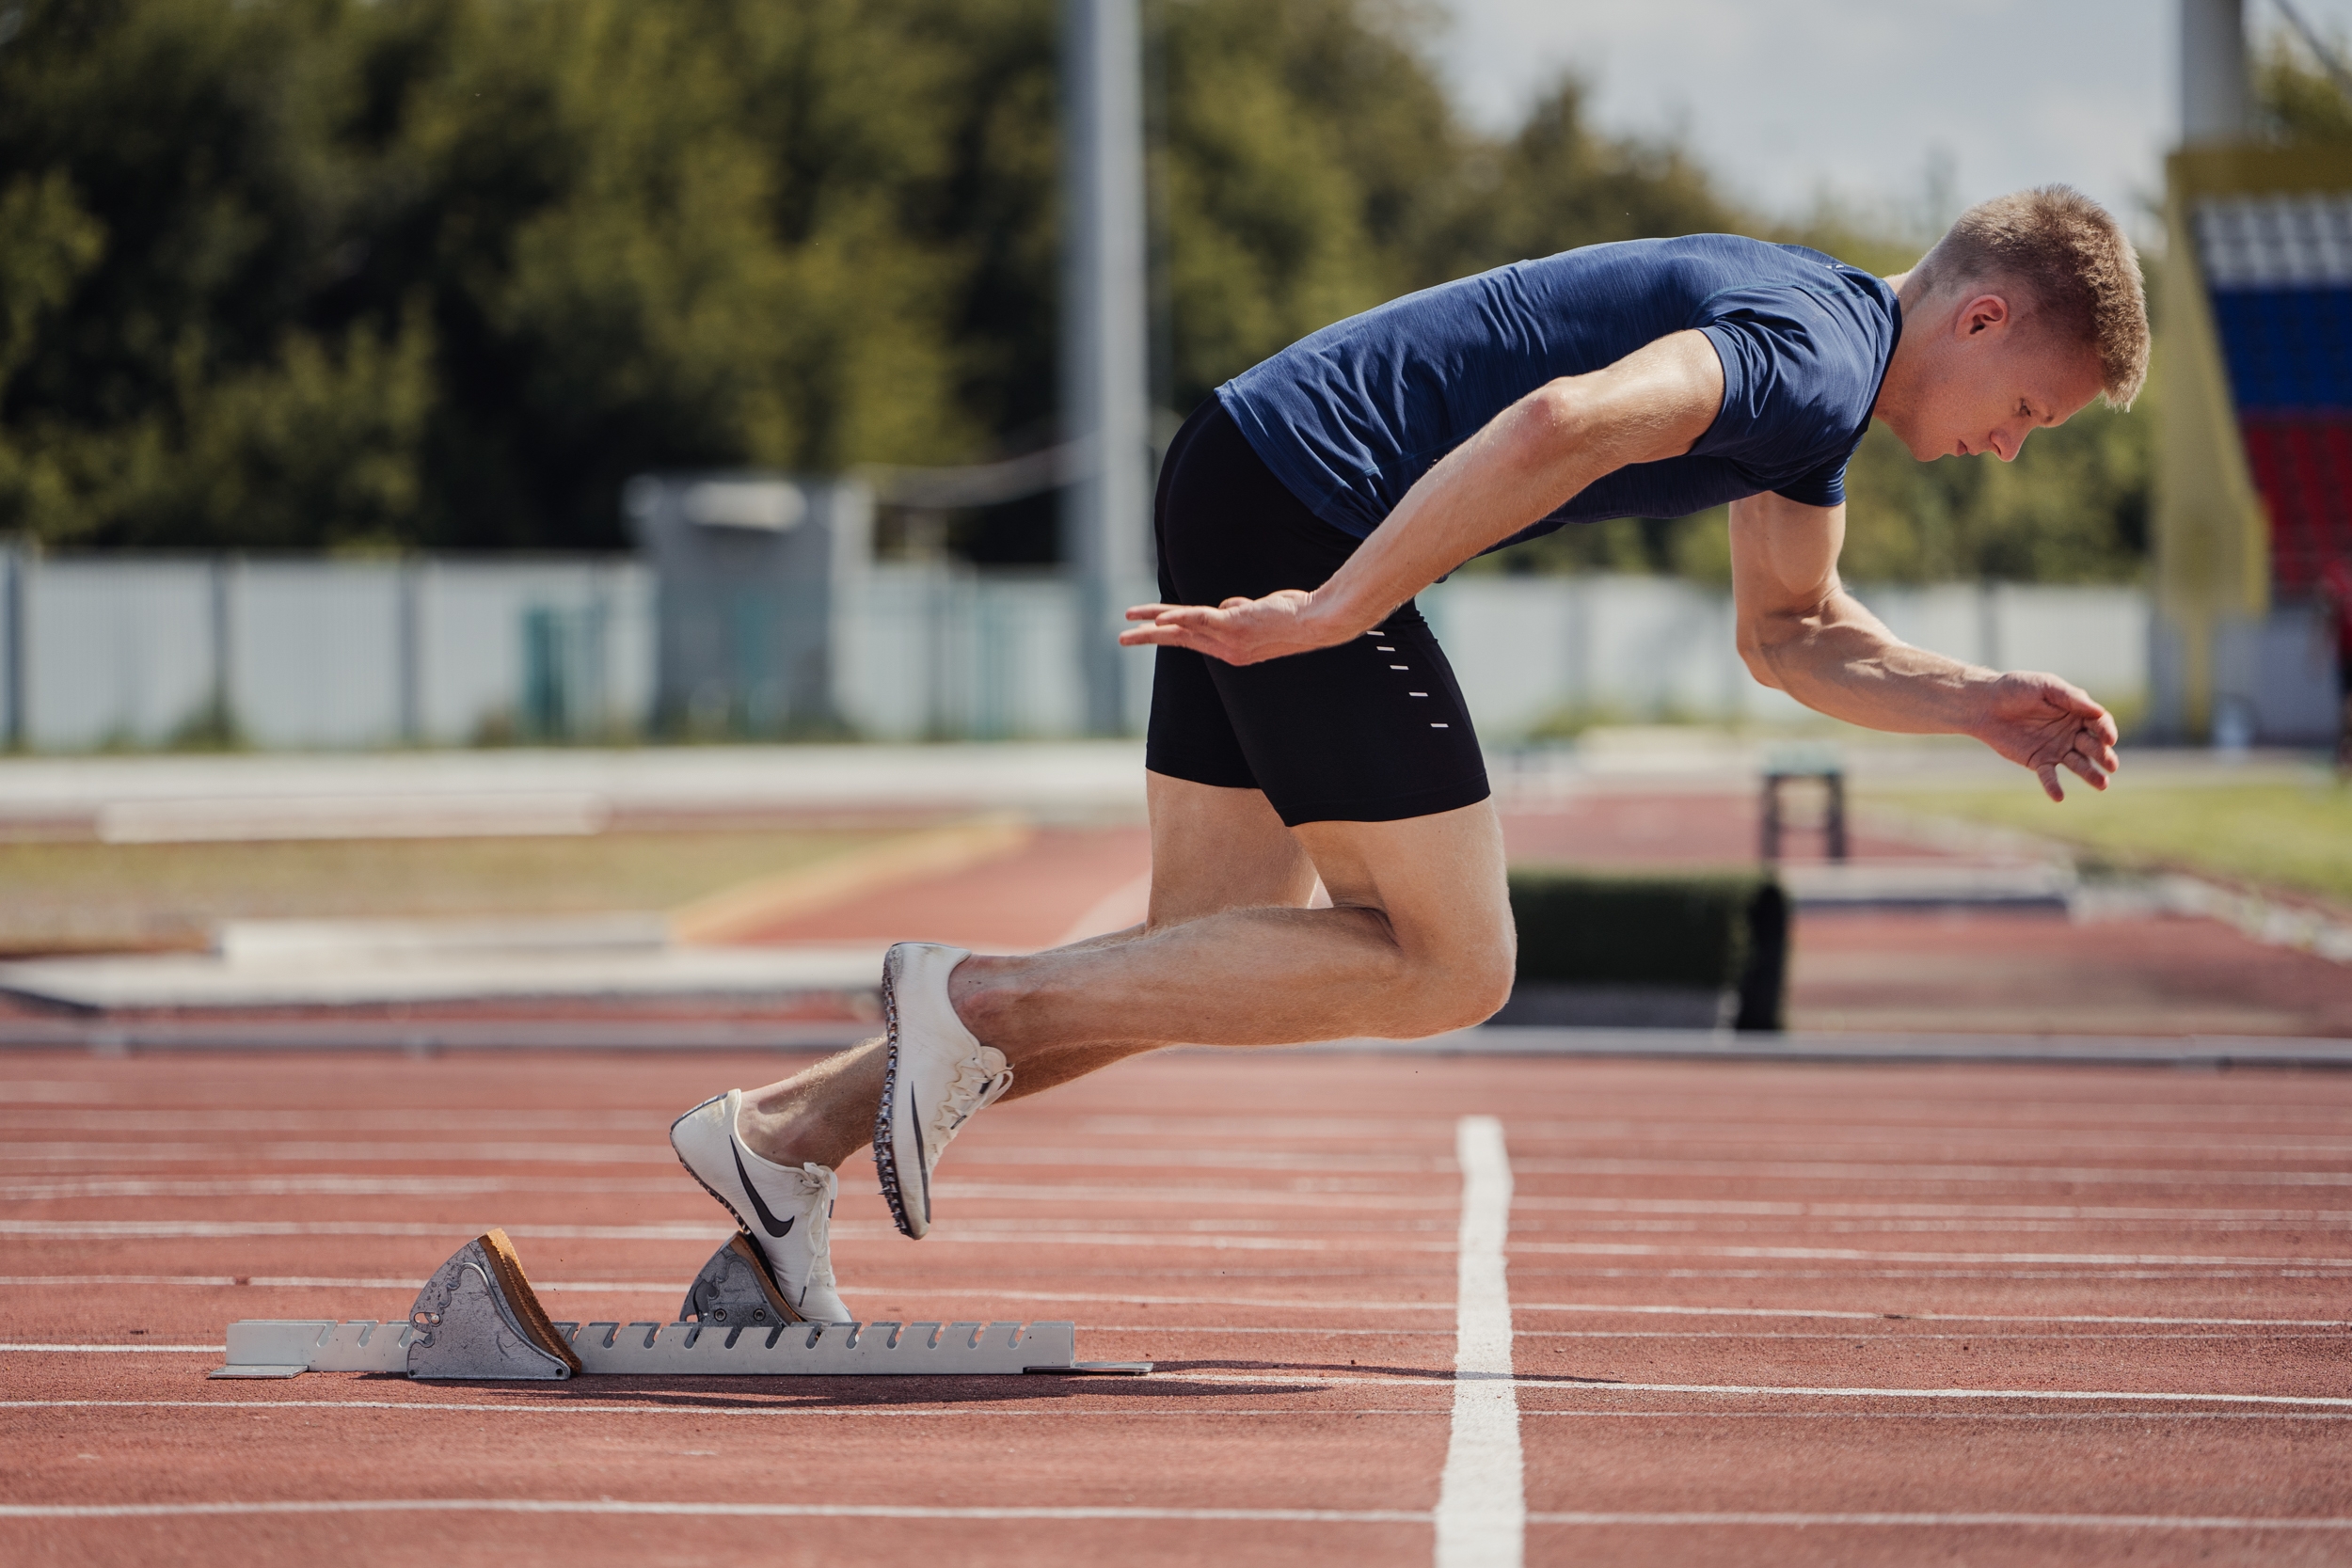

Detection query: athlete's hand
(1971, 671), (2119, 801)
(1118, 591), (1357, 666)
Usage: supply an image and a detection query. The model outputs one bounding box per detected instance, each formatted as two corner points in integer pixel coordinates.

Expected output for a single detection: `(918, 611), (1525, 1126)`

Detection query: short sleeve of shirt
(1691, 282), (1883, 508)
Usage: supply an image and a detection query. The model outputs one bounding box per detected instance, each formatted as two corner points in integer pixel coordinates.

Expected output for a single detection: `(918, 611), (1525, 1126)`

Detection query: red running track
(3, 1048), (2351, 1565)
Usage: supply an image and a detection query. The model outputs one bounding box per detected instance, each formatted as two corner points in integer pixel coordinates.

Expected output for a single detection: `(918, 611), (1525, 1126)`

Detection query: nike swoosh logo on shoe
(731, 1142), (795, 1238)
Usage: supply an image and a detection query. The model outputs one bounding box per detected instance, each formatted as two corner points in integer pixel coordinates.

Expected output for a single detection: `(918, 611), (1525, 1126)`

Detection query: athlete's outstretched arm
(1729, 488), (2117, 800)
(1120, 330), (1724, 666)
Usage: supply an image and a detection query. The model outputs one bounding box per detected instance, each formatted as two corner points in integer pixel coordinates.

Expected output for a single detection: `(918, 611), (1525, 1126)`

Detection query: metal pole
(1061, 0), (1152, 735)
(2181, 0), (2249, 145)
(0, 542), (22, 750)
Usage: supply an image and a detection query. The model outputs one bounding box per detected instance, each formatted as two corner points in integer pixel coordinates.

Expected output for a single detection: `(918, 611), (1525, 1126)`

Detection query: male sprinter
(670, 185), (2147, 1320)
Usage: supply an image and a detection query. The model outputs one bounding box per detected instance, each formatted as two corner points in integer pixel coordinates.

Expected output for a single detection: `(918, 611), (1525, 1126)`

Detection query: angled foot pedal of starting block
(681, 1233), (803, 1329)
(405, 1227), (582, 1380)
(214, 1229), (1150, 1379)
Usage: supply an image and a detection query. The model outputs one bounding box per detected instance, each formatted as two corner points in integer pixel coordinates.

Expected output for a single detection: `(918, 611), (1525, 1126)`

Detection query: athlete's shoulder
(1502, 232), (1882, 307)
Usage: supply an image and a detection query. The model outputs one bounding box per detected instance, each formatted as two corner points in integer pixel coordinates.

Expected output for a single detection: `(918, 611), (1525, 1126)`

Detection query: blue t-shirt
(1215, 234), (1900, 547)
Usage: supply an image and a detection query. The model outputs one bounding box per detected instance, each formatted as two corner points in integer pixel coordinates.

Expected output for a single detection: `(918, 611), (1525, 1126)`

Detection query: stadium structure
(2157, 0), (2350, 741)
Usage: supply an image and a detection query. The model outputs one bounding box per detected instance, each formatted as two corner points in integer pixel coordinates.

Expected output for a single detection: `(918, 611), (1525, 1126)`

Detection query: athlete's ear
(1955, 293), (2012, 340)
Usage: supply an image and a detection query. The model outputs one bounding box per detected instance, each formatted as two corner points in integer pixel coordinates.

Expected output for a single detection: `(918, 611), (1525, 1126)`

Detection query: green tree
(0, 0), (2159, 583)
(1422, 74), (1739, 284)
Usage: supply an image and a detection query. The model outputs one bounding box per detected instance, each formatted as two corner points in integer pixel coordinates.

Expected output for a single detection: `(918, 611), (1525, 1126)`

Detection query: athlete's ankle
(734, 1101), (846, 1172)
(946, 953), (1026, 1053)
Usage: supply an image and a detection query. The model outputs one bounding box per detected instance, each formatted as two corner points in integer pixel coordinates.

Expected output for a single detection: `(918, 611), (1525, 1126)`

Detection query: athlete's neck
(1871, 269), (1946, 434)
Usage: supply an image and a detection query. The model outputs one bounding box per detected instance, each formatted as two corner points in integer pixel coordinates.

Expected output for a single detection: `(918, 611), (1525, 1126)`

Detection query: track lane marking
(8, 1401), (2346, 1424)
(1508, 1159), (2352, 1186)
(0, 1344), (226, 1353)
(842, 1288), (2352, 1328)
(1435, 1115), (1523, 1568)
(1520, 1513), (2352, 1529)
(8, 1218), (2345, 1270)
(5, 1499), (2349, 1530)
(0, 1500), (1427, 1523)
(1176, 1371), (2352, 1406)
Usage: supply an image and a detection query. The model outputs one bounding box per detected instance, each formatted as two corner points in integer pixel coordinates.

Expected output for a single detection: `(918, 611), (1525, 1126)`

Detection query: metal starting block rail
(212, 1228), (1149, 1381)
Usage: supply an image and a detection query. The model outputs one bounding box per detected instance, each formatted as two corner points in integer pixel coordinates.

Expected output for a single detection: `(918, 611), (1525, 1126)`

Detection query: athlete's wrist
(1297, 584), (1379, 648)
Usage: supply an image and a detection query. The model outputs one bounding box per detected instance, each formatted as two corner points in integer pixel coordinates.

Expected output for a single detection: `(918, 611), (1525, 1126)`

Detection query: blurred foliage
(1835, 391), (2153, 586)
(2257, 27), (2352, 142)
(0, 0), (2153, 582)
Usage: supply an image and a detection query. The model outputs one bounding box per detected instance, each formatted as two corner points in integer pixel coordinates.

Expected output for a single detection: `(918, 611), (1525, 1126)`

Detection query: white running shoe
(874, 942), (1012, 1239)
(668, 1089), (850, 1323)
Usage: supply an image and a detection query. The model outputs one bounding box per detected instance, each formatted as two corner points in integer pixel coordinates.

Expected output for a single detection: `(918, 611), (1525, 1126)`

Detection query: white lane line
(882, 1289), (2352, 1330)
(0, 1144), (1444, 1174)
(0, 1177), (678, 1200)
(1513, 1197), (2352, 1224)
(0, 1221), (731, 1242)
(1524, 1513), (2352, 1530)
(0, 1112), (659, 1133)
(1522, 1411), (2352, 1421)
(1506, 1241), (2352, 1267)
(0, 1344), (224, 1353)
(0, 1143), (672, 1164)
(0, 1499), (1422, 1524)
(24, 1186), (2347, 1230)
(8, 1401), (2344, 1425)
(1435, 1115), (1523, 1568)
(0, 1219), (1446, 1252)
(9, 1218), (2341, 1272)
(1070, 1114), (2352, 1144)
(1194, 1371), (2352, 1408)
(1513, 1301), (2352, 1329)
(1510, 1159), (2352, 1187)
(0, 1276), (705, 1292)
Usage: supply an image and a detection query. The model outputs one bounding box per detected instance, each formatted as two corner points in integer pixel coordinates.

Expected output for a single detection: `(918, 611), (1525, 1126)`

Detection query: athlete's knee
(1387, 930), (1516, 1037)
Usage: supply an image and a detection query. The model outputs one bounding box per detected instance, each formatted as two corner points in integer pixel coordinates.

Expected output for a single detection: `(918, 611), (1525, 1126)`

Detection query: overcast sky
(1431, 0), (2352, 248)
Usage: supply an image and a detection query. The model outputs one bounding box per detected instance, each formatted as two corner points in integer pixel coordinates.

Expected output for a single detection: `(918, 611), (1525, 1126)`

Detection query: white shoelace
(924, 1053), (1010, 1164)
(798, 1164), (837, 1292)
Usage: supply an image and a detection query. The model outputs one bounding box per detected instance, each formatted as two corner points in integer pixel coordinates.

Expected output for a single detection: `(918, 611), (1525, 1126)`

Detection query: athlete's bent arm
(1729, 488), (2117, 800)
(1120, 330), (1724, 666)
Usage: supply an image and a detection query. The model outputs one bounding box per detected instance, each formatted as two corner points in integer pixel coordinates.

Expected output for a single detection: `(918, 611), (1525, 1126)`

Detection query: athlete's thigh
(1290, 799), (1514, 972)
(1145, 769), (1318, 927)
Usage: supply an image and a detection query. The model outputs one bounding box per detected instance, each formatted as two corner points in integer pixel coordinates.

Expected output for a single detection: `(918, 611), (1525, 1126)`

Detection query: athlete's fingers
(2073, 728), (2118, 778)
(2059, 747), (2110, 791)
(1125, 603), (1180, 622)
(1117, 621), (1209, 649)
(2035, 762), (2066, 802)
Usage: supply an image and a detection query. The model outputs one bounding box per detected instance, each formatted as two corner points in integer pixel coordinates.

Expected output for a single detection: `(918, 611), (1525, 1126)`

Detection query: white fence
(0, 553), (654, 751)
(1425, 577), (2150, 736)
(0, 546), (2150, 750)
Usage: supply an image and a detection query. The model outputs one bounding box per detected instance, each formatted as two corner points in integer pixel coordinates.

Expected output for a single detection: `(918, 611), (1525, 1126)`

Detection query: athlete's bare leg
(734, 769), (1514, 1168)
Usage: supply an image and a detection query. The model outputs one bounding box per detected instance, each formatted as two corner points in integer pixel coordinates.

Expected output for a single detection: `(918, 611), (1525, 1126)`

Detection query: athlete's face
(1890, 291), (2106, 463)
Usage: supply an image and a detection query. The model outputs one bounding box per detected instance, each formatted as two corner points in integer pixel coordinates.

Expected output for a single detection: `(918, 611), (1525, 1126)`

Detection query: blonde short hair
(1910, 185), (2150, 408)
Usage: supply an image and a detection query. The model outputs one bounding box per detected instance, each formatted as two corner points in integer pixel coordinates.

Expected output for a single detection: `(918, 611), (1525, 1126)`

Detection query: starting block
(212, 1227), (1149, 1381)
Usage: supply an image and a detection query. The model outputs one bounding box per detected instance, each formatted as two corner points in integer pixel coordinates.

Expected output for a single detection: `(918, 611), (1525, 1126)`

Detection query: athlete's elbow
(1735, 619), (1788, 690)
(1417, 948), (1518, 1035)
(1520, 380), (1590, 448)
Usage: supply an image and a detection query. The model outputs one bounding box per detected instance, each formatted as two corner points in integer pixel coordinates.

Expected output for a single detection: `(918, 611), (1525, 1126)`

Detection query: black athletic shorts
(1144, 400), (1490, 827)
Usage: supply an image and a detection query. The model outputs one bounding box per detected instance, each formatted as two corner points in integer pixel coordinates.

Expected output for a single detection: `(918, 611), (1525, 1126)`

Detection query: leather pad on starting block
(405, 1227), (582, 1380)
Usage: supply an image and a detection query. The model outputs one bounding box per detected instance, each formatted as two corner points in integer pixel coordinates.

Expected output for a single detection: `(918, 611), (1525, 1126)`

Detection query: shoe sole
(669, 1096), (808, 1323)
(872, 951), (927, 1240)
